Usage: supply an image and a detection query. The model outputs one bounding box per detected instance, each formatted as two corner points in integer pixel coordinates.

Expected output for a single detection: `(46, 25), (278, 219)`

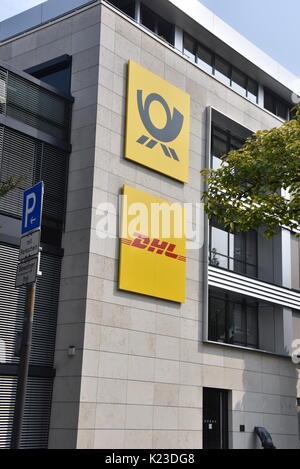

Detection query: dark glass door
(203, 388), (229, 449)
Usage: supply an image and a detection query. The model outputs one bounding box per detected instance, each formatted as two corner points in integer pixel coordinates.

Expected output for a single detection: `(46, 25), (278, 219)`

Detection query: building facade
(0, 0), (299, 449)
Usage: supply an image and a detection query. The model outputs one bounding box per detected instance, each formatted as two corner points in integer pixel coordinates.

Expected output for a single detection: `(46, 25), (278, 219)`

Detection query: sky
(0, 0), (299, 78)
(198, 0), (300, 78)
(0, 0), (46, 21)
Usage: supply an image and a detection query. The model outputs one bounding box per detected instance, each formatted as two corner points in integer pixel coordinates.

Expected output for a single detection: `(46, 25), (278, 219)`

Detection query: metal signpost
(11, 182), (44, 449)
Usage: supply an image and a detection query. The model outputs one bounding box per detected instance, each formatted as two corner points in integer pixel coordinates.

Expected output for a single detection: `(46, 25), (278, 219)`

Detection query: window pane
(210, 252), (228, 269)
(212, 127), (228, 158)
(228, 302), (246, 345)
(277, 100), (289, 120)
(233, 231), (246, 262)
(141, 5), (156, 32)
(183, 34), (195, 61)
(264, 91), (276, 114)
(211, 226), (228, 257)
(248, 78), (258, 103)
(209, 296), (226, 342)
(197, 44), (213, 74)
(215, 56), (231, 85)
(157, 17), (173, 44)
(36, 66), (71, 94)
(230, 135), (244, 152)
(232, 68), (247, 96)
(246, 230), (257, 266)
(246, 305), (258, 347)
(108, 0), (135, 18)
(246, 263), (257, 278)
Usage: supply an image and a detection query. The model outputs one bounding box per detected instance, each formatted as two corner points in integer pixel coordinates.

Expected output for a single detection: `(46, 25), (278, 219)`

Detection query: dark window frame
(140, 4), (174, 45)
(264, 87), (291, 120)
(208, 288), (259, 349)
(209, 215), (258, 279)
(183, 32), (259, 104)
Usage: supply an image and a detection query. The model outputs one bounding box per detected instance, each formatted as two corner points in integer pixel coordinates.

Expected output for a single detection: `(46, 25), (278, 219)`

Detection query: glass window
(228, 301), (246, 345)
(108, 0), (135, 18)
(264, 91), (276, 114)
(232, 68), (247, 96)
(264, 89), (289, 120)
(140, 5), (173, 44)
(277, 100), (289, 120)
(197, 44), (213, 74)
(209, 294), (226, 343)
(141, 5), (156, 31)
(247, 78), (258, 103)
(210, 216), (258, 278)
(157, 17), (173, 44)
(246, 304), (258, 347)
(183, 34), (195, 61)
(209, 288), (259, 348)
(214, 56), (231, 86)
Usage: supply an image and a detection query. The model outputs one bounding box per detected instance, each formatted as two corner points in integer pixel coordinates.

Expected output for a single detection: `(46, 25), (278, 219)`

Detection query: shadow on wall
(231, 346), (300, 450)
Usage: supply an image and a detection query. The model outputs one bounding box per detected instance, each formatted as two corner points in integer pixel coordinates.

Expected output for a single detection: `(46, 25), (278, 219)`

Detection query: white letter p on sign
(24, 193), (36, 228)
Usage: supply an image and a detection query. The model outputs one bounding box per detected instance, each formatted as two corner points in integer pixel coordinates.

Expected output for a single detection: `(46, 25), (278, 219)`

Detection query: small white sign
(15, 256), (39, 288)
(19, 230), (40, 262)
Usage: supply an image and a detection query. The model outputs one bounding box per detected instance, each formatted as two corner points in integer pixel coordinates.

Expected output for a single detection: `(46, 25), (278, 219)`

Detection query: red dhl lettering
(121, 233), (186, 262)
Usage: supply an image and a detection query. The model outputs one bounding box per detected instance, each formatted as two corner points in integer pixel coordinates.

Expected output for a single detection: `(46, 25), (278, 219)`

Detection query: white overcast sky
(0, 0), (47, 21)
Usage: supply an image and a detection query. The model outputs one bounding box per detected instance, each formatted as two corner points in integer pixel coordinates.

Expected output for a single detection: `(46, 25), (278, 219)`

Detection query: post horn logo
(136, 90), (184, 161)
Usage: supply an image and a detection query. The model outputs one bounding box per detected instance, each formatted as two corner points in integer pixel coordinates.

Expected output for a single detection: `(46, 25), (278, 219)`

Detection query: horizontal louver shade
(0, 67), (7, 115)
(6, 72), (69, 141)
(0, 126), (67, 223)
(0, 244), (61, 367)
(0, 127), (35, 217)
(0, 375), (53, 449)
(208, 266), (300, 309)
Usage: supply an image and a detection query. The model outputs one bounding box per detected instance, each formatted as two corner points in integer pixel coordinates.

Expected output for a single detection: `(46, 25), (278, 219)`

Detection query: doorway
(203, 388), (229, 449)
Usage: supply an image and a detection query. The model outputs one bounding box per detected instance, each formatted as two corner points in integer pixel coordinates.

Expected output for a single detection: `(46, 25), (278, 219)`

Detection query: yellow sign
(125, 61), (190, 183)
(119, 185), (186, 303)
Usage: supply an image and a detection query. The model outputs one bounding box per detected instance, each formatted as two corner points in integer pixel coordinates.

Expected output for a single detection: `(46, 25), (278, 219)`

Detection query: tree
(0, 176), (25, 199)
(201, 106), (300, 239)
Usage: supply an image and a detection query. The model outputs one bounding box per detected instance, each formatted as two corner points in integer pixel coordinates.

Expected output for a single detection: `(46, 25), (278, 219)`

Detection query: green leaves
(0, 176), (25, 199)
(201, 105), (300, 238)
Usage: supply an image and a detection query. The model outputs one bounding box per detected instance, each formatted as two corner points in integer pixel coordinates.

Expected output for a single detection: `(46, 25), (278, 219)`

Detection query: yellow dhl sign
(119, 185), (186, 303)
(125, 60), (190, 183)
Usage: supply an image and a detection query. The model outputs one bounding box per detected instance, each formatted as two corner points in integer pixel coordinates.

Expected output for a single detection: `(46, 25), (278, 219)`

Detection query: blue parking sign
(21, 182), (44, 236)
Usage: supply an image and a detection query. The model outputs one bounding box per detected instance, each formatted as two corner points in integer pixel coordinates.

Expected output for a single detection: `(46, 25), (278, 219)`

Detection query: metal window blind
(0, 244), (61, 367)
(6, 72), (69, 141)
(0, 67), (7, 116)
(0, 126), (67, 223)
(0, 375), (53, 449)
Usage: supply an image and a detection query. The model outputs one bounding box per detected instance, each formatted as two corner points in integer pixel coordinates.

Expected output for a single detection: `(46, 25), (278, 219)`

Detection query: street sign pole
(10, 283), (36, 449)
(11, 181), (44, 449)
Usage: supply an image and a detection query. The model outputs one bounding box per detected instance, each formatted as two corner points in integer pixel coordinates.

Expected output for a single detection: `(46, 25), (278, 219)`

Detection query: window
(209, 288), (258, 348)
(247, 78), (258, 103)
(25, 55), (72, 95)
(183, 34), (195, 61)
(264, 88), (290, 120)
(210, 216), (258, 278)
(140, 5), (174, 44)
(107, 0), (135, 18)
(211, 125), (244, 169)
(232, 68), (247, 96)
(215, 56), (231, 86)
(197, 43), (213, 74)
(182, 33), (259, 104)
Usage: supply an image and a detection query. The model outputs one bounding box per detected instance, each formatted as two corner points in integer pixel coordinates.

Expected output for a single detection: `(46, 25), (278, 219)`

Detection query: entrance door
(203, 388), (229, 449)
